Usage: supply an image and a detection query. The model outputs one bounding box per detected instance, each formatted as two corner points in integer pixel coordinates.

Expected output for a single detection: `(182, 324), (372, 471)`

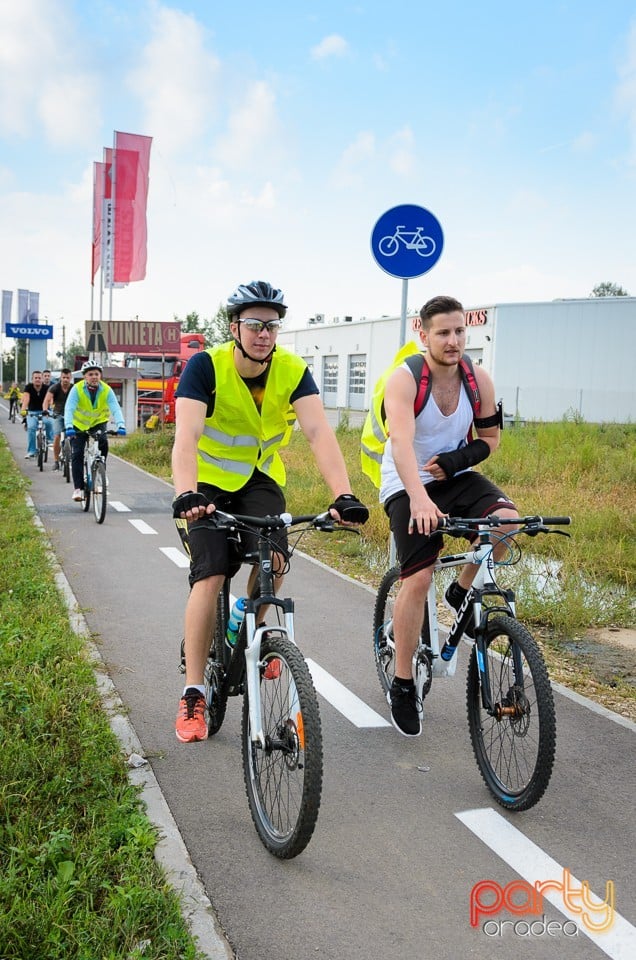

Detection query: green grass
(119, 420), (635, 635)
(0, 436), (204, 960)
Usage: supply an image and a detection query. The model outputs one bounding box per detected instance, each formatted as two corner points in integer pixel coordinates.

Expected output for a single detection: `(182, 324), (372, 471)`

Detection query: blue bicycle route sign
(371, 204), (444, 279)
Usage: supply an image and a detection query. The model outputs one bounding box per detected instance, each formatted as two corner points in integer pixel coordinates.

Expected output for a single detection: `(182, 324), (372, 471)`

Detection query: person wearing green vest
(171, 280), (369, 744)
(64, 360), (126, 501)
(380, 296), (518, 738)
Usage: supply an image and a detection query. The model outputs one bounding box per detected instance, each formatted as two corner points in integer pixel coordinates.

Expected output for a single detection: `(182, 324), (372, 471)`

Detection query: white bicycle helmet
(81, 360), (103, 373)
(226, 280), (287, 319)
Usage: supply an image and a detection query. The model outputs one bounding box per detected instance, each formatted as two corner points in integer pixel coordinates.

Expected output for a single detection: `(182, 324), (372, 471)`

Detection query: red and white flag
(112, 131), (152, 283)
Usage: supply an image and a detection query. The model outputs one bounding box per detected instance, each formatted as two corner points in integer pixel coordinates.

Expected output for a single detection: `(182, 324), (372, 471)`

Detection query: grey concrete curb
(30, 501), (234, 960)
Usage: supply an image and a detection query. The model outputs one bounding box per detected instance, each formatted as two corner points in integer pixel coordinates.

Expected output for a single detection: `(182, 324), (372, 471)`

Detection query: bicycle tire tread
(242, 636), (323, 859)
(466, 615), (556, 811)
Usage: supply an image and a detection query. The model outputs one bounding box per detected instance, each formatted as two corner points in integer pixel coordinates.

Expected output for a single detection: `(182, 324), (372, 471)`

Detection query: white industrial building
(278, 297), (636, 423)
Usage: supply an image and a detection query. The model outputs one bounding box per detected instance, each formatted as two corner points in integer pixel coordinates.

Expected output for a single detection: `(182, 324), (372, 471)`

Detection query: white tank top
(380, 377), (474, 503)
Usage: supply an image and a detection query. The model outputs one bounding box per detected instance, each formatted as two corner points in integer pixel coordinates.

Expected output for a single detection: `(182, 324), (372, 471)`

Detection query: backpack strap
(405, 353), (482, 420)
(404, 353), (429, 416)
(457, 355), (481, 418)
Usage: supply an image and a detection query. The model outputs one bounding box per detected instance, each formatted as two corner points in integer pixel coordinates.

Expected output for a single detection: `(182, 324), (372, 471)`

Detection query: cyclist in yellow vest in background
(171, 280), (369, 743)
(6, 382), (21, 420)
(64, 360), (126, 502)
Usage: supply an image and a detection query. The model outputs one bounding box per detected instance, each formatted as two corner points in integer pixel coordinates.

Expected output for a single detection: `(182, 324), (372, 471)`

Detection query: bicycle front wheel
(242, 636), (323, 859)
(82, 457), (91, 512)
(92, 460), (107, 524)
(466, 615), (556, 811)
(205, 586), (229, 736)
(62, 438), (71, 482)
(37, 433), (45, 471)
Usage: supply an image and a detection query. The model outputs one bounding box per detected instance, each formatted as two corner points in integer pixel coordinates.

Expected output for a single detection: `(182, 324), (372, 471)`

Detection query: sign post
(370, 204), (444, 346)
(370, 204), (444, 562)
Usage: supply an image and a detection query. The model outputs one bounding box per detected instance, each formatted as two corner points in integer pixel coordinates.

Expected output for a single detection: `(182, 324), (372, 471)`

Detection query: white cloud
(331, 132), (376, 187)
(0, 0), (100, 146)
(387, 126), (416, 176)
(214, 81), (281, 170)
(127, 4), (220, 154)
(310, 35), (349, 61)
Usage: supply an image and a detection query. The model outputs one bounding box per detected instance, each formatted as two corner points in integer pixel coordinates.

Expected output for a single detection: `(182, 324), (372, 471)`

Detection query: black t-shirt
(23, 383), (48, 412)
(175, 348), (319, 417)
(47, 382), (71, 415)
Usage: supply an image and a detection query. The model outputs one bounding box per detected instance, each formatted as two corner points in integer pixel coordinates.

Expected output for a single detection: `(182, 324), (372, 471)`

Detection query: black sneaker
(52, 461), (60, 471)
(387, 681), (422, 738)
(443, 580), (475, 641)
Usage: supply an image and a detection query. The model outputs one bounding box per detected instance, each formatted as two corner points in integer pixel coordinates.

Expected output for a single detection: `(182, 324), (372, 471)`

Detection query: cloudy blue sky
(1, 0), (635, 352)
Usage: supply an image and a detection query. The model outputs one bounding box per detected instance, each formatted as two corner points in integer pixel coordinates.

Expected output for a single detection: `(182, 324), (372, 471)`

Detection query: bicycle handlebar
(437, 514), (571, 534)
(208, 508), (342, 533)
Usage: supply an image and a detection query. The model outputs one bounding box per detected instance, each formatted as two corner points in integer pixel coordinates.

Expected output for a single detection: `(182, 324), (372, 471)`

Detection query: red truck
(124, 332), (205, 427)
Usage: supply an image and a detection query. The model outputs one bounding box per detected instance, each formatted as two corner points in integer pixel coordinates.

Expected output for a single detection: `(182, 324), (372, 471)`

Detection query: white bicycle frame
(231, 590), (298, 750)
(414, 530), (516, 699)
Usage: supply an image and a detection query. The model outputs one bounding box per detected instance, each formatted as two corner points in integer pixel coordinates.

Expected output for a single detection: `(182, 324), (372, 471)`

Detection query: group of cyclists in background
(4, 361), (126, 500)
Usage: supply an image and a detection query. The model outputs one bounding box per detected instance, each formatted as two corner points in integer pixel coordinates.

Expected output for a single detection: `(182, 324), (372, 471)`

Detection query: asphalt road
(3, 411), (635, 960)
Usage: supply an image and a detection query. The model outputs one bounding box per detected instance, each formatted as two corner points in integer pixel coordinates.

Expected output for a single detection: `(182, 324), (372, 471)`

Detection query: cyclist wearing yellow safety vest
(171, 280), (369, 744)
(64, 360), (126, 502)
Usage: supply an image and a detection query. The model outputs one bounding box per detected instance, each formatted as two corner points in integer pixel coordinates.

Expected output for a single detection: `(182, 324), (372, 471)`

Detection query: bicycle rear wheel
(205, 585), (229, 736)
(373, 567), (431, 697)
(242, 636), (323, 859)
(92, 460), (107, 523)
(372, 567), (400, 695)
(466, 615), (556, 811)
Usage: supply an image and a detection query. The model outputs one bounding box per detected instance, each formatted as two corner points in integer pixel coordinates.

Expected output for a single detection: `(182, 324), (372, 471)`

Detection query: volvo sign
(6, 323), (53, 339)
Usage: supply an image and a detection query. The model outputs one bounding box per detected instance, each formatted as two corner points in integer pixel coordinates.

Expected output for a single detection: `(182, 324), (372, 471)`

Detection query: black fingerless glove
(434, 439), (490, 479)
(172, 490), (211, 518)
(329, 493), (369, 524)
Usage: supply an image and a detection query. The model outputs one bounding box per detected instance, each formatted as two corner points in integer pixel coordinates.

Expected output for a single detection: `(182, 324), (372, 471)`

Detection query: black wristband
(329, 493), (369, 524)
(172, 490), (211, 518)
(434, 439), (491, 479)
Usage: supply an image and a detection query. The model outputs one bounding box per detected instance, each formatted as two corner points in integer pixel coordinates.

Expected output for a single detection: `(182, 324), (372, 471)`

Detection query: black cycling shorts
(385, 472), (517, 580)
(187, 470), (288, 586)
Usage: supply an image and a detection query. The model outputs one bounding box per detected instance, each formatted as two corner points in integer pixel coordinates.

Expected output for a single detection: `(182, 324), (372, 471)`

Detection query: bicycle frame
(220, 527), (297, 750)
(418, 530), (516, 714)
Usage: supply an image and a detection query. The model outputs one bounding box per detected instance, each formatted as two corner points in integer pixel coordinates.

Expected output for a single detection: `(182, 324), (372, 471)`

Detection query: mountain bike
(35, 413), (49, 471)
(176, 508), (352, 859)
(79, 429), (109, 524)
(373, 514), (571, 811)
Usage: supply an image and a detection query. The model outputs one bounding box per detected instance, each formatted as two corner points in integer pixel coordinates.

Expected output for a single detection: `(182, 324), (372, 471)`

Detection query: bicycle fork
(243, 596), (296, 750)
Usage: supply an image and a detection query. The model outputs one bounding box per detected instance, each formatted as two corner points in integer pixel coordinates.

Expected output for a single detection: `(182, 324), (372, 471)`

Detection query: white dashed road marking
(128, 519), (157, 535)
(160, 547), (190, 568)
(306, 658), (390, 728)
(456, 807), (635, 959)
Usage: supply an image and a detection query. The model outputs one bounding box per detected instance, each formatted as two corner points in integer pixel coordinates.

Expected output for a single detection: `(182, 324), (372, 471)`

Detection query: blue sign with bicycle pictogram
(371, 204), (444, 279)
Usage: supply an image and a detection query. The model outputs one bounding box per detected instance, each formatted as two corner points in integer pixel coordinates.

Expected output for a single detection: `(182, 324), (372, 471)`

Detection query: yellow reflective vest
(197, 342), (306, 491)
(71, 382), (115, 431)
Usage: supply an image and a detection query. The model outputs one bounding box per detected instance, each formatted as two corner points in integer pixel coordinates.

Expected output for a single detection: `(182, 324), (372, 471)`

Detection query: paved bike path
(2, 411), (634, 960)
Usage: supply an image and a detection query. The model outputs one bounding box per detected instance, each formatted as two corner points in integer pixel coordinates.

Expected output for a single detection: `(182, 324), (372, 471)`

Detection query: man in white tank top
(382, 296), (519, 738)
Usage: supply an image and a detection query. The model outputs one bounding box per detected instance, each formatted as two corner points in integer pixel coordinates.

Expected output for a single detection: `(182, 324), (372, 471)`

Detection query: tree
(204, 303), (230, 346)
(173, 306), (230, 347)
(65, 331), (88, 370)
(178, 311), (204, 334)
(590, 282), (629, 297)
